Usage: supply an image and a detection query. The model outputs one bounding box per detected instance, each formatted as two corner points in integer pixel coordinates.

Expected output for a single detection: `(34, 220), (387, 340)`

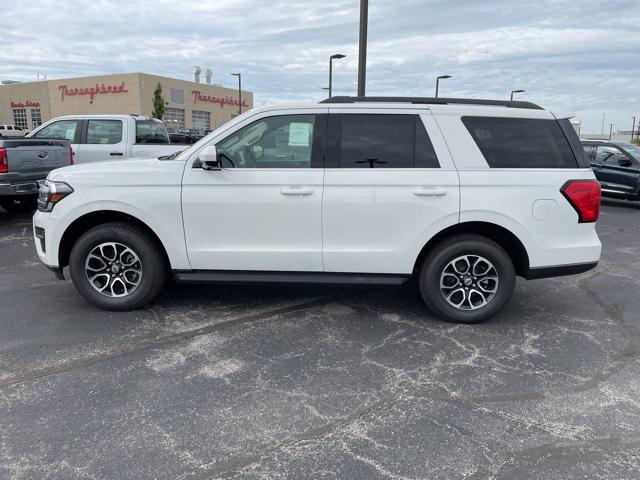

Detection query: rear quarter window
(462, 116), (579, 168)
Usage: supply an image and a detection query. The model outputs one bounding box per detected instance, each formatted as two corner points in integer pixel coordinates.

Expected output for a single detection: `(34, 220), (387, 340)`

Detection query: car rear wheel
(0, 196), (37, 214)
(69, 222), (167, 310)
(419, 234), (515, 323)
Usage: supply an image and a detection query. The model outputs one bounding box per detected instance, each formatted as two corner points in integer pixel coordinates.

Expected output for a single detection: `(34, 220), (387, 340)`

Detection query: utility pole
(609, 123), (614, 141)
(231, 73), (242, 115)
(631, 117), (636, 142)
(357, 0), (368, 97)
(601, 113), (607, 134)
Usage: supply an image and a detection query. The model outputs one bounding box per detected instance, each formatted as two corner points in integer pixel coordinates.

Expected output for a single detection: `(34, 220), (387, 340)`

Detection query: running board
(174, 270), (411, 286)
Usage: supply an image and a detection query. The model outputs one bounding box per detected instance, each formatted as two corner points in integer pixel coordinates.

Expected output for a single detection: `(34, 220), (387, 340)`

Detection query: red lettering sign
(191, 90), (249, 108)
(58, 82), (129, 101)
(10, 100), (40, 108)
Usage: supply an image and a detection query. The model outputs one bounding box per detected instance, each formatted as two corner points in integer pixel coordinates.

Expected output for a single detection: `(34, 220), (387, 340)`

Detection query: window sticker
(288, 122), (311, 147)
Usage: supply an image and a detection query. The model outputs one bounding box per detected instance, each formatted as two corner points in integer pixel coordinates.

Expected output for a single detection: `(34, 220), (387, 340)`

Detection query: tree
(151, 82), (165, 120)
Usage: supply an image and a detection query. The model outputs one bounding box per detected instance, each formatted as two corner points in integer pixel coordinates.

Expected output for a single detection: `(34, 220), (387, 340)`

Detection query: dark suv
(582, 141), (640, 200)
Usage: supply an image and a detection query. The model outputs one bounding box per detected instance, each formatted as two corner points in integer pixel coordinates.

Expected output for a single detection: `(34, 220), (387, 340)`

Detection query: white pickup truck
(27, 115), (184, 163)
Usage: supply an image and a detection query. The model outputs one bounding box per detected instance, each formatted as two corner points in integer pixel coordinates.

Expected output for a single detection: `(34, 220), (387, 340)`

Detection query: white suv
(33, 97), (602, 323)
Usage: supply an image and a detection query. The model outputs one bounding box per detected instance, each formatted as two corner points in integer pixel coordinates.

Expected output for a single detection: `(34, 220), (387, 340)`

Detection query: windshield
(135, 119), (170, 144)
(618, 142), (640, 161)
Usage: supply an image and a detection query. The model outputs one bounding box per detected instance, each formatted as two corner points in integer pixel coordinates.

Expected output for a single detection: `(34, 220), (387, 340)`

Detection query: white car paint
(33, 100), (601, 280)
(27, 115), (183, 164)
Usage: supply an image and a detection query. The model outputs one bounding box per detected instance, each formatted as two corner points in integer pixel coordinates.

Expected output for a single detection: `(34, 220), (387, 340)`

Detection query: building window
(30, 109), (42, 128)
(12, 109), (28, 129)
(163, 107), (185, 131)
(192, 110), (211, 133)
(170, 88), (184, 104)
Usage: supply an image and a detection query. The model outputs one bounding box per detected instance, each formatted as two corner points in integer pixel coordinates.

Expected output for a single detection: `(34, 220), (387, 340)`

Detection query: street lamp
(328, 54), (346, 98)
(357, 0), (368, 96)
(510, 89), (525, 101)
(230, 73), (242, 115)
(435, 75), (451, 98)
(601, 113), (607, 134)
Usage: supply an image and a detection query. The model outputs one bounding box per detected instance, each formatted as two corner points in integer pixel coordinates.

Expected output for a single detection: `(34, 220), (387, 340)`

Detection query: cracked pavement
(1, 198), (640, 479)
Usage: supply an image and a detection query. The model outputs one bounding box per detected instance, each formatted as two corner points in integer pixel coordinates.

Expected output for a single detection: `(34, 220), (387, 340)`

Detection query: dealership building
(0, 72), (253, 132)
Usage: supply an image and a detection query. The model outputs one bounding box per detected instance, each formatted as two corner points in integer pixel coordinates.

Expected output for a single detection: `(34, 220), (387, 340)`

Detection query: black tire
(418, 234), (515, 324)
(69, 222), (168, 311)
(0, 196), (37, 214)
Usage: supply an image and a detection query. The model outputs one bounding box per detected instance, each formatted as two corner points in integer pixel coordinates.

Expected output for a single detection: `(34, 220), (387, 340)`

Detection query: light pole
(435, 75), (451, 98)
(231, 73), (242, 115)
(631, 116), (636, 142)
(357, 0), (368, 96)
(328, 54), (346, 98)
(609, 123), (614, 141)
(510, 89), (525, 101)
(601, 113), (607, 134)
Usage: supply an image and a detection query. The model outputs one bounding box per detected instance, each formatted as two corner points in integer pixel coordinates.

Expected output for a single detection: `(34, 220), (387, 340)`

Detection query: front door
(32, 119), (81, 156)
(594, 145), (638, 195)
(322, 110), (460, 274)
(182, 111), (327, 271)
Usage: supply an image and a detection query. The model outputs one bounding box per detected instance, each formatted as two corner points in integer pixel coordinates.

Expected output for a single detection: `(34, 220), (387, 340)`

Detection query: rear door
(322, 110), (459, 274)
(75, 119), (127, 163)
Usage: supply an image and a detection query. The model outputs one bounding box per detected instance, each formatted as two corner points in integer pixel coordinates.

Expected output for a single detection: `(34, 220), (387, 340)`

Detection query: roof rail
(320, 96), (543, 110)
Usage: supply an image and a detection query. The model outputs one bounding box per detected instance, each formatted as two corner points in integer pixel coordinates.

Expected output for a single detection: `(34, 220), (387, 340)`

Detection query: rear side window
(87, 120), (123, 144)
(330, 114), (439, 168)
(136, 119), (170, 144)
(462, 117), (579, 168)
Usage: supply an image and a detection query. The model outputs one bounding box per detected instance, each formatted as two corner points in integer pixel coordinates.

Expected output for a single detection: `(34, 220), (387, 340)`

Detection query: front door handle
(110, 152), (124, 156)
(280, 187), (313, 196)
(413, 187), (447, 197)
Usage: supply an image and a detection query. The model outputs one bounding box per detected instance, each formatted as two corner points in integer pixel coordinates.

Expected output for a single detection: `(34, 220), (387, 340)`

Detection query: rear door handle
(110, 152), (124, 156)
(280, 187), (313, 196)
(413, 188), (447, 197)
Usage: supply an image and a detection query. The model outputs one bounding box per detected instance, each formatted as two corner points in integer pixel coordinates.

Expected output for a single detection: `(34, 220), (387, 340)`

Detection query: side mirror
(199, 145), (220, 170)
(618, 158), (633, 167)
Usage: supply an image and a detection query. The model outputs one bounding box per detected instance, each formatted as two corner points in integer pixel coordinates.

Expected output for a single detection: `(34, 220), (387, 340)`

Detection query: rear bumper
(0, 181), (41, 196)
(523, 261), (598, 280)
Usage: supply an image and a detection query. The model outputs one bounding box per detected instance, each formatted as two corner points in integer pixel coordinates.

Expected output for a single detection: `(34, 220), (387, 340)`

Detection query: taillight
(69, 146), (74, 165)
(0, 147), (7, 173)
(561, 180), (601, 223)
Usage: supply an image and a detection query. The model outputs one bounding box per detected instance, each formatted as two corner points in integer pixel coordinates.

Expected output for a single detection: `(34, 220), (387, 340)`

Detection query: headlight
(37, 180), (74, 212)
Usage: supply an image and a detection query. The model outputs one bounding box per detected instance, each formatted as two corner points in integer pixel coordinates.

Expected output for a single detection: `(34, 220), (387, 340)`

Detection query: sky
(2, 0), (639, 133)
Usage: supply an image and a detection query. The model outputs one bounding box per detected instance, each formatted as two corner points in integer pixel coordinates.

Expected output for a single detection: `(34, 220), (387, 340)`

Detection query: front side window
(330, 114), (440, 168)
(596, 146), (630, 164)
(462, 117), (578, 168)
(216, 115), (317, 168)
(34, 120), (78, 141)
(618, 143), (640, 162)
(87, 120), (123, 144)
(135, 119), (170, 144)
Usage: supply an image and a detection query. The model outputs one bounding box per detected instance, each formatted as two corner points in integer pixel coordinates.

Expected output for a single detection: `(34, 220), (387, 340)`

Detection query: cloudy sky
(3, 0), (639, 133)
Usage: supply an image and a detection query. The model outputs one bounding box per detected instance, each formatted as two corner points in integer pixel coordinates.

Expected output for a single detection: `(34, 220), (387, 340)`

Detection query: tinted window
(596, 146), (629, 164)
(462, 117), (578, 168)
(34, 120), (78, 141)
(216, 115), (317, 168)
(334, 114), (439, 168)
(558, 119), (589, 167)
(135, 119), (170, 144)
(87, 120), (123, 144)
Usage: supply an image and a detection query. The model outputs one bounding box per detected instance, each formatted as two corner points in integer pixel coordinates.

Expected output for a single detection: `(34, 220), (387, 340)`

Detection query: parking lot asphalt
(1, 200), (640, 480)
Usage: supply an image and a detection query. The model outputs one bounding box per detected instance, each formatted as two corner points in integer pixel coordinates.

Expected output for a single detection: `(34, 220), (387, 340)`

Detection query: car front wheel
(419, 234), (516, 323)
(69, 222), (167, 310)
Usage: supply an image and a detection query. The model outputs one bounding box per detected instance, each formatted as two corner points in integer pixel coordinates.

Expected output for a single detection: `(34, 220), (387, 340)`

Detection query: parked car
(582, 140), (640, 200)
(33, 96), (601, 323)
(0, 125), (28, 138)
(27, 115), (183, 164)
(0, 137), (72, 213)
